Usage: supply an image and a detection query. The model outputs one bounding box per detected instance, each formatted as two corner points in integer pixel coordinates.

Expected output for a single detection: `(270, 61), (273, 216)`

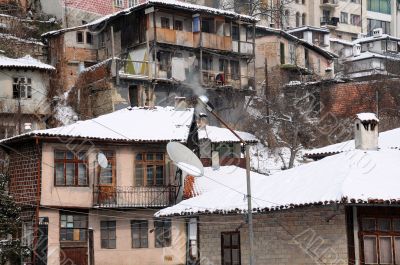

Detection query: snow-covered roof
(43, 0), (257, 37)
(256, 25), (338, 59)
(353, 34), (400, 44)
(0, 33), (44, 46)
(330, 37), (353, 46)
(344, 51), (400, 62)
(0, 55), (54, 71)
(356, 112), (379, 122)
(1, 106), (195, 144)
(156, 149), (400, 216)
(286, 26), (330, 34)
(304, 127), (400, 158)
(198, 125), (257, 143)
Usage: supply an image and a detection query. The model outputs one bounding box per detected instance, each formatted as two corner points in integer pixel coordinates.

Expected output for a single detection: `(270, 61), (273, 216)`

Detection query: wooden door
(60, 247), (88, 265)
(97, 151), (116, 205)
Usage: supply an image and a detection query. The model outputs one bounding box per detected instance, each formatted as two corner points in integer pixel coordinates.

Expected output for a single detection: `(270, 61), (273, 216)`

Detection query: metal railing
(320, 17), (339, 27)
(93, 185), (178, 208)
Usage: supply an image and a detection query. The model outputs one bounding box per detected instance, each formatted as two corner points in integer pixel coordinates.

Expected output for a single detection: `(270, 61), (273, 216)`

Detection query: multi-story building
(1, 101), (257, 265)
(42, 0), (257, 126)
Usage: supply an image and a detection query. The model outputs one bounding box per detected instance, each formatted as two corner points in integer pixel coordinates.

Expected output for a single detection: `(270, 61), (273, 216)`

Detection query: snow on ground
(54, 90), (77, 126)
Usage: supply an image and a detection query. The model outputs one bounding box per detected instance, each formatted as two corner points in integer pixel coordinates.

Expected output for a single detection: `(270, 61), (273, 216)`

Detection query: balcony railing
(320, 0), (339, 7)
(320, 17), (339, 27)
(93, 185), (178, 208)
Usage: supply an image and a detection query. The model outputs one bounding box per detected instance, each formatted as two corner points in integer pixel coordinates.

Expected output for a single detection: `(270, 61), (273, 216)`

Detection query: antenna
(166, 142), (204, 177)
(97, 152), (108, 169)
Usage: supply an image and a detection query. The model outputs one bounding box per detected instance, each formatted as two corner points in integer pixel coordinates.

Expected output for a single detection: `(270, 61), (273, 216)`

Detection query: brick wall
(199, 206), (348, 265)
(64, 0), (146, 16)
(7, 140), (41, 208)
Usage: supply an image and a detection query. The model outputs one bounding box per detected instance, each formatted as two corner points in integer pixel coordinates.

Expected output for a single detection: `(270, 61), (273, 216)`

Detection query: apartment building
(42, 0), (257, 126)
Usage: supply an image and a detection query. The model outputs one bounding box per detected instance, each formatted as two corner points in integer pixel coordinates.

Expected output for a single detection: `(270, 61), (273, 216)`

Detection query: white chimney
(211, 151), (220, 169)
(354, 113), (379, 151)
(358, 32), (367, 39)
(372, 28), (383, 38)
(24, 123), (32, 132)
(353, 44), (361, 56)
(175, 97), (187, 111)
(197, 113), (208, 129)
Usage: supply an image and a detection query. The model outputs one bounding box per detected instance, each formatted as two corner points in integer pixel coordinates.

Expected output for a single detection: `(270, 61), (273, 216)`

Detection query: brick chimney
(354, 113), (379, 150)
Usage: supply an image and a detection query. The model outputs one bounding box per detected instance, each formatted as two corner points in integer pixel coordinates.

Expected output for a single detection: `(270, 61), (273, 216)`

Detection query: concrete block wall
(199, 206), (348, 265)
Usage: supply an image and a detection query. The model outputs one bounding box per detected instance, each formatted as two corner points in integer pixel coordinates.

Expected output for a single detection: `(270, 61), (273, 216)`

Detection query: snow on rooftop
(156, 149), (400, 216)
(0, 55), (54, 71)
(286, 26), (330, 34)
(353, 34), (400, 44)
(345, 51), (400, 62)
(198, 125), (257, 143)
(356, 112), (379, 122)
(304, 127), (399, 157)
(1, 106), (194, 143)
(330, 37), (353, 46)
(43, 0), (256, 37)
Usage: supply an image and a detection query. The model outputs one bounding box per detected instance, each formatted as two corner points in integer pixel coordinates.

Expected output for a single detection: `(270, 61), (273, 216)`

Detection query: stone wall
(199, 206), (348, 265)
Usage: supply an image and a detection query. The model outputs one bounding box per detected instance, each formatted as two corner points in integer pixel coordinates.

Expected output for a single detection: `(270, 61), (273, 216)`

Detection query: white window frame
(13, 77), (32, 99)
(128, 0), (138, 7)
(114, 0), (124, 8)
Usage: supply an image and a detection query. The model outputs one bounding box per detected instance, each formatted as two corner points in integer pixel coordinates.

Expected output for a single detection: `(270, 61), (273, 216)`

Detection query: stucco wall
(199, 206), (348, 265)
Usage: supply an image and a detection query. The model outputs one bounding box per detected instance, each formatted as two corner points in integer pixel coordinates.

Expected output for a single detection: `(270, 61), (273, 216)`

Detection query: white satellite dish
(167, 142), (204, 177)
(97, 152), (108, 169)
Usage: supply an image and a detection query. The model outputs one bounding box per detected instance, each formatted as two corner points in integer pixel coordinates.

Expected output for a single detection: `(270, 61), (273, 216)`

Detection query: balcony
(155, 28), (195, 47)
(320, 17), (339, 27)
(93, 185), (178, 208)
(320, 0), (339, 8)
(200, 32), (232, 51)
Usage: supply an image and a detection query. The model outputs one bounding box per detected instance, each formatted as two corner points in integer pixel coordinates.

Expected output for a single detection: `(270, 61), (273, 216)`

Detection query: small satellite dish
(97, 152), (108, 169)
(167, 142), (204, 177)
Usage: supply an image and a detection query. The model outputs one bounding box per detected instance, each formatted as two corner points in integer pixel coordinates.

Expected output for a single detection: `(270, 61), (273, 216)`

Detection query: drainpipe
(32, 137), (41, 265)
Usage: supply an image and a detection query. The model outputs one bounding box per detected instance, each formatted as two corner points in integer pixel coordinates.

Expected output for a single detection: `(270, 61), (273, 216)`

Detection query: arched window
(284, 10), (290, 27)
(296, 12), (300, 27)
(302, 13), (306, 26)
(302, 0), (305, 4)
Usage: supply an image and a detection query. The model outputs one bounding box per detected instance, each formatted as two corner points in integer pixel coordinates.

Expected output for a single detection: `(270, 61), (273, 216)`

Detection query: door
(97, 151), (116, 205)
(60, 247), (88, 265)
(129, 85), (139, 107)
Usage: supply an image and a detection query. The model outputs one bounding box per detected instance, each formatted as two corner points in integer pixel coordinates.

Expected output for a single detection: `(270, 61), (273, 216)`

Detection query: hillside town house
(254, 26), (337, 96)
(0, 54), (54, 138)
(41, 0), (257, 125)
(0, 100), (257, 265)
(157, 113), (400, 265)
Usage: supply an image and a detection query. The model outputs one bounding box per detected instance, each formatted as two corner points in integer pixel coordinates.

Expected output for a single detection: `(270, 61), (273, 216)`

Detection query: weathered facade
(255, 26), (336, 96)
(43, 1), (257, 126)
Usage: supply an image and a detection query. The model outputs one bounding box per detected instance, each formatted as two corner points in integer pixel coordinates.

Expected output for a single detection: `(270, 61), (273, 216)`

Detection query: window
(101, 221), (116, 249)
(351, 14), (361, 26)
(202, 56), (213, 71)
(202, 19), (214, 33)
(22, 221), (33, 247)
(213, 143), (235, 158)
(221, 232), (241, 265)
(131, 220), (148, 248)
(296, 12), (300, 27)
(60, 214), (87, 242)
(340, 12), (348, 24)
(154, 219), (171, 248)
(387, 40), (397, 52)
(76, 31), (84, 43)
(158, 51), (171, 72)
(302, 13), (306, 26)
(135, 152), (165, 186)
(367, 0), (391, 14)
(230, 60), (239, 80)
(98, 151), (115, 185)
(161, 17), (170, 29)
(86, 32), (93, 44)
(361, 217), (400, 265)
(232, 24), (239, 41)
(302, 0), (305, 3)
(12, 77), (32, 99)
(367, 19), (390, 35)
(280, 42), (285, 64)
(54, 150), (88, 186)
(114, 0), (123, 7)
(174, 20), (183, 31)
(128, 0), (138, 7)
(289, 43), (296, 64)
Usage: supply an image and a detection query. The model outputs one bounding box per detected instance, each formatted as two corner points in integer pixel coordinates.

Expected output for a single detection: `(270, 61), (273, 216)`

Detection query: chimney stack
(198, 113), (208, 129)
(175, 97), (187, 111)
(354, 113), (379, 151)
